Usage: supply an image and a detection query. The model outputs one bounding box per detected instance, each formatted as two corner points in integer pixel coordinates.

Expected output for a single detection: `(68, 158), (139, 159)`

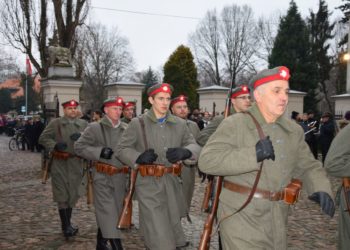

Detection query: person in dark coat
(319, 112), (336, 163)
(24, 117), (36, 151)
(33, 116), (45, 152)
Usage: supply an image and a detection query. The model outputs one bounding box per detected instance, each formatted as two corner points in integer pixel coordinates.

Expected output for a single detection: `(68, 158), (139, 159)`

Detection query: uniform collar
(247, 104), (294, 133)
(146, 108), (177, 124)
(101, 116), (121, 128)
(61, 116), (78, 125)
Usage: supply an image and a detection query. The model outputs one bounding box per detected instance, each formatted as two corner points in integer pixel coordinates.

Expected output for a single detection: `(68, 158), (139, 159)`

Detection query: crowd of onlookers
(291, 110), (350, 163)
(0, 114), (45, 152)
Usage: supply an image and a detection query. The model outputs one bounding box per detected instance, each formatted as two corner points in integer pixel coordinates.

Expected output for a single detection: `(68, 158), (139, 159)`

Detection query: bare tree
(78, 23), (135, 111)
(220, 4), (257, 85)
(0, 47), (20, 82)
(0, 0), (89, 77)
(254, 13), (280, 63)
(189, 9), (222, 86)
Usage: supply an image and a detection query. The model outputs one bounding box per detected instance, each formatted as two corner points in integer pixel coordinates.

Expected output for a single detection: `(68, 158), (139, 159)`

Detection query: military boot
(66, 207), (79, 231)
(58, 209), (78, 239)
(96, 228), (110, 250)
(109, 238), (123, 250)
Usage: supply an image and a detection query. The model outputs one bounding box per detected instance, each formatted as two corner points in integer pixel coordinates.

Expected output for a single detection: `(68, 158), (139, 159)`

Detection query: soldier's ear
(148, 96), (154, 105)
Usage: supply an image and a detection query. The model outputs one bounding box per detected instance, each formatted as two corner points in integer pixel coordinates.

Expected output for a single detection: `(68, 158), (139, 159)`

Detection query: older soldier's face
(123, 106), (135, 120)
(63, 106), (79, 119)
(171, 101), (189, 119)
(104, 105), (123, 124)
(149, 92), (171, 118)
(254, 80), (289, 123)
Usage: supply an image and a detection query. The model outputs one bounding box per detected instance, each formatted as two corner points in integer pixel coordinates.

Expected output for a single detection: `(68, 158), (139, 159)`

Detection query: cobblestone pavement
(0, 134), (339, 250)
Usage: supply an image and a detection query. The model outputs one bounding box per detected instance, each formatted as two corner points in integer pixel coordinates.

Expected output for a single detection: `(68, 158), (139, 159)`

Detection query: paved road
(0, 134), (339, 249)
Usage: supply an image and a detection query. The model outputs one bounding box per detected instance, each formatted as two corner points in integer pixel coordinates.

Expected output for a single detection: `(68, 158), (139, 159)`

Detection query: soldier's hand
(255, 136), (275, 162)
(166, 148), (192, 163)
(136, 149), (158, 164)
(309, 192), (335, 218)
(54, 142), (67, 151)
(100, 147), (114, 159)
(70, 132), (81, 141)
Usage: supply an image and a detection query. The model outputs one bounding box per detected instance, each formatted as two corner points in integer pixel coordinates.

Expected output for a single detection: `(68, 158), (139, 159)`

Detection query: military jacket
(198, 103), (333, 249)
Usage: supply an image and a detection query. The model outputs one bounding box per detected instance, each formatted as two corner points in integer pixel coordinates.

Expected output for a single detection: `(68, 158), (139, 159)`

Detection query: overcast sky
(88, 0), (344, 73)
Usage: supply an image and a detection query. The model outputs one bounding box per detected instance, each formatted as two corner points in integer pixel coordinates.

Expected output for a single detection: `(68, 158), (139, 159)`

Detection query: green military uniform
(39, 116), (88, 207)
(74, 116), (128, 239)
(197, 109), (236, 147)
(198, 103), (333, 250)
(182, 119), (200, 213)
(325, 124), (350, 250)
(121, 116), (131, 124)
(117, 108), (200, 250)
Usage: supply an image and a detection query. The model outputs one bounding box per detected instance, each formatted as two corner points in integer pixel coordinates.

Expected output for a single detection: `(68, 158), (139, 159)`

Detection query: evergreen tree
(0, 88), (12, 113)
(269, 0), (318, 111)
(308, 0), (335, 112)
(141, 67), (158, 110)
(163, 45), (199, 110)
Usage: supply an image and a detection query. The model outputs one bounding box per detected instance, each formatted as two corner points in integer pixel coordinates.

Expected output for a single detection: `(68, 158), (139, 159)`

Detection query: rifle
(201, 175), (214, 212)
(117, 168), (138, 229)
(42, 150), (53, 184)
(198, 82), (235, 250)
(343, 177), (350, 215)
(212, 102), (216, 120)
(87, 161), (94, 205)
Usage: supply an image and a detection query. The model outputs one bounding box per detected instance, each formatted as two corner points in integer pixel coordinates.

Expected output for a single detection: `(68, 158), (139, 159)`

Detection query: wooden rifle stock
(87, 161), (94, 205)
(343, 177), (350, 216)
(42, 152), (53, 184)
(117, 168), (138, 229)
(201, 177), (214, 212)
(199, 176), (223, 250)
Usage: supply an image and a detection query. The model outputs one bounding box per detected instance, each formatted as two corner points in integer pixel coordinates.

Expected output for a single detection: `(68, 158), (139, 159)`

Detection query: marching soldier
(197, 84), (251, 147)
(117, 83), (200, 250)
(121, 100), (136, 124)
(74, 97), (127, 250)
(170, 95), (200, 218)
(324, 124), (350, 250)
(198, 66), (334, 249)
(38, 99), (88, 239)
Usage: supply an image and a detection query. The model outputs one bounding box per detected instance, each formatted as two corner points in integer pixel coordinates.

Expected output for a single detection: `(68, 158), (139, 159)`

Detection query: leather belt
(94, 162), (129, 176)
(138, 164), (182, 177)
(52, 151), (82, 160)
(223, 180), (284, 201)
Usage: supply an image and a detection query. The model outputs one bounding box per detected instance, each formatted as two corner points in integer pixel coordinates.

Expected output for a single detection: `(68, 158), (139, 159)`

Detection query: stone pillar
(197, 86), (229, 114)
(105, 81), (145, 116)
(40, 66), (82, 117)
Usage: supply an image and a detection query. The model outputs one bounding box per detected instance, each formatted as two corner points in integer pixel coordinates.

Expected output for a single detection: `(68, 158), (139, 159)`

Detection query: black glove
(309, 192), (335, 218)
(70, 132), (81, 141)
(166, 148), (192, 163)
(255, 136), (275, 162)
(136, 149), (158, 164)
(100, 147), (114, 159)
(54, 142), (67, 151)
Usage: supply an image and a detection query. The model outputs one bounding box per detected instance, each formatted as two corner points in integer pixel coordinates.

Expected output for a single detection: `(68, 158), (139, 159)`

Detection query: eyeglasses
(235, 96), (251, 100)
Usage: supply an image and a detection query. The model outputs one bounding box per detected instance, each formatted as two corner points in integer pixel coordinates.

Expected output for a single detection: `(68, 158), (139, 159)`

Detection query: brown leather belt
(138, 164), (182, 177)
(94, 161), (129, 176)
(52, 151), (82, 160)
(223, 180), (284, 201)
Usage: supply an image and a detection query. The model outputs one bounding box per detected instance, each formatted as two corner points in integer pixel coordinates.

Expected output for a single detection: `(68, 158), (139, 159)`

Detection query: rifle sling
(219, 111), (265, 222)
(138, 117), (148, 150)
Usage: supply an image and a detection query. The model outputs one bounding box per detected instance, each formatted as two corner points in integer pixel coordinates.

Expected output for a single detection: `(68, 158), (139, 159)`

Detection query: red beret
(231, 85), (250, 99)
(62, 99), (79, 108)
(170, 95), (188, 107)
(103, 97), (124, 108)
(147, 83), (173, 97)
(249, 66), (290, 90)
(124, 101), (136, 108)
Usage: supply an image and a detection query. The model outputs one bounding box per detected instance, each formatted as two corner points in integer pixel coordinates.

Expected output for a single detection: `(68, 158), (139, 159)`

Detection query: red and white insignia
(163, 86), (168, 91)
(280, 70), (287, 78)
(70, 101), (75, 105)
